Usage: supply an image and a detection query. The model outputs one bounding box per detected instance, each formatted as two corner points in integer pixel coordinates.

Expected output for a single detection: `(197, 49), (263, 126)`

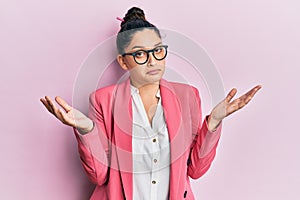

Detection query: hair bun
(123, 7), (146, 23)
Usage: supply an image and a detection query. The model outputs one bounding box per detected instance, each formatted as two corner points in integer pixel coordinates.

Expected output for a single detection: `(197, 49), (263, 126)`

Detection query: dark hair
(116, 7), (161, 54)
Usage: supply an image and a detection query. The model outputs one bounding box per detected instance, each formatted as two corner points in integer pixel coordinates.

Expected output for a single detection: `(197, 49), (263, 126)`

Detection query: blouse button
(152, 180), (156, 184)
(152, 138), (157, 143)
(154, 159), (158, 163)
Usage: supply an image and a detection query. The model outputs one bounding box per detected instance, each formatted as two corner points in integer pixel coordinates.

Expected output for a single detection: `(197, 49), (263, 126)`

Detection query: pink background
(1, 0), (300, 199)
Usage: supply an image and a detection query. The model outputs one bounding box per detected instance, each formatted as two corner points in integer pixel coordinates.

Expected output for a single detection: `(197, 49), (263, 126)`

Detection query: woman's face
(118, 29), (166, 88)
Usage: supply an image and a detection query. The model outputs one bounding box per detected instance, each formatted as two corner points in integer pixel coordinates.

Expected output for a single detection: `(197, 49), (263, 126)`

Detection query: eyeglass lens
(134, 46), (167, 64)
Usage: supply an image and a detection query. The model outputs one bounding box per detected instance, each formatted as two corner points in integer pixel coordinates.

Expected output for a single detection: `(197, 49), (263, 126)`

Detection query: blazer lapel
(112, 78), (133, 200)
(160, 79), (185, 199)
(160, 79), (181, 142)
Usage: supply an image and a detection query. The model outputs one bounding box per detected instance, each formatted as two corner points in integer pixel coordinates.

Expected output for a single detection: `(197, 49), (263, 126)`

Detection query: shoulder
(89, 83), (121, 106)
(89, 78), (130, 105)
(90, 84), (116, 100)
(92, 84), (116, 96)
(160, 79), (201, 108)
(92, 78), (129, 97)
(170, 82), (197, 91)
(161, 79), (199, 97)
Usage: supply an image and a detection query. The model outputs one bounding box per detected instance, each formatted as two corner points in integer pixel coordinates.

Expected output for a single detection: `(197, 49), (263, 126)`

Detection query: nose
(147, 52), (156, 66)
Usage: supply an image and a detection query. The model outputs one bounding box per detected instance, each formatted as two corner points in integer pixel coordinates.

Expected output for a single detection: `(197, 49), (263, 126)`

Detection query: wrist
(207, 114), (221, 132)
(77, 120), (94, 135)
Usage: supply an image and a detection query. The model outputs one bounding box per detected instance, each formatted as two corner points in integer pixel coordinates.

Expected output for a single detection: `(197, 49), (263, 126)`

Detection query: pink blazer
(73, 78), (222, 200)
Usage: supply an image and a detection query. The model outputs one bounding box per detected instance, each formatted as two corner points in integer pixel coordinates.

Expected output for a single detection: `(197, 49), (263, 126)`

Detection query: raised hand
(208, 85), (262, 131)
(40, 96), (94, 133)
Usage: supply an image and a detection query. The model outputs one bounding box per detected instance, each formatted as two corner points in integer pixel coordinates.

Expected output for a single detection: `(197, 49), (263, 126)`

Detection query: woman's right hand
(40, 96), (94, 134)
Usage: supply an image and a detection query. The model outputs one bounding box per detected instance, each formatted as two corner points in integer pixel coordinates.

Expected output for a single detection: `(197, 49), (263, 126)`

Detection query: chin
(146, 76), (163, 85)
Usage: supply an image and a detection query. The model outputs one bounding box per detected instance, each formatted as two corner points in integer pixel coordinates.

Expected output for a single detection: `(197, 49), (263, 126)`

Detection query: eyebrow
(131, 42), (162, 50)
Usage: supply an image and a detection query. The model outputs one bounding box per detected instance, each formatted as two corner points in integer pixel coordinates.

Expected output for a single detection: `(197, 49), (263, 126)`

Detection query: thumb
(225, 88), (237, 103)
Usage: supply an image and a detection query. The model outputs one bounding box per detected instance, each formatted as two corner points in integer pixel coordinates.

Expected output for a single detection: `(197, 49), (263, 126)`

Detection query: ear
(117, 55), (129, 70)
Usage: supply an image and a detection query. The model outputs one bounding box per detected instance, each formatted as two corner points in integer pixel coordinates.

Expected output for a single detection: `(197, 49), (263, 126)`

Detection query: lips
(146, 69), (161, 75)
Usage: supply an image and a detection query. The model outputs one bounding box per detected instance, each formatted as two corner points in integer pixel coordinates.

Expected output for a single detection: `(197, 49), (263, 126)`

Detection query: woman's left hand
(208, 85), (262, 131)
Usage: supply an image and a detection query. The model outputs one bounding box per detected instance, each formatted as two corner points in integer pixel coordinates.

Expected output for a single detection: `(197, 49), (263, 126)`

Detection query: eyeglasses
(122, 45), (168, 65)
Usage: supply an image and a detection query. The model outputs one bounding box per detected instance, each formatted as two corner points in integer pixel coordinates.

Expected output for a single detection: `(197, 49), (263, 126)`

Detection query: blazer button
(152, 138), (157, 143)
(152, 180), (156, 184)
(184, 190), (187, 198)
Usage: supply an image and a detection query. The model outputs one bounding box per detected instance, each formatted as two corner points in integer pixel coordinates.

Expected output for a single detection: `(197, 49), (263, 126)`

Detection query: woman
(40, 7), (261, 200)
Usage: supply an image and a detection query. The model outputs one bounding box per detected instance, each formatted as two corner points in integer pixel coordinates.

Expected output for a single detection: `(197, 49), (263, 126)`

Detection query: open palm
(40, 96), (93, 133)
(210, 85), (262, 122)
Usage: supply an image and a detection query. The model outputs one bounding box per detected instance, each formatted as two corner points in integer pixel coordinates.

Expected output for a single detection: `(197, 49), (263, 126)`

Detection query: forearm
(74, 126), (109, 185)
(187, 117), (222, 179)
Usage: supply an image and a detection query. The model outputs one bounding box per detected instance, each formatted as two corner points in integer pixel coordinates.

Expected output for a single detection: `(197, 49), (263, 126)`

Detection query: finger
(230, 85), (262, 110)
(252, 85), (262, 94)
(225, 88), (237, 103)
(40, 98), (54, 113)
(244, 85), (262, 104)
(226, 85), (262, 116)
(233, 85), (261, 104)
(44, 96), (57, 114)
(245, 85), (262, 96)
(55, 96), (72, 112)
(45, 96), (62, 118)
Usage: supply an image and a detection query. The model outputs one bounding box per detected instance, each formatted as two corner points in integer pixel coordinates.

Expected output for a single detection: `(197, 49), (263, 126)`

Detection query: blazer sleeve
(187, 87), (222, 179)
(73, 91), (110, 185)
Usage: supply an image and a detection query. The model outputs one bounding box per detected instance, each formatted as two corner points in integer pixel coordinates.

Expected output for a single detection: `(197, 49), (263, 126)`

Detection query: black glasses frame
(122, 45), (168, 65)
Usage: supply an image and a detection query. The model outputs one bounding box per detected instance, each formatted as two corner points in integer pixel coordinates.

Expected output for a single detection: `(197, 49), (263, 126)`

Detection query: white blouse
(131, 85), (170, 200)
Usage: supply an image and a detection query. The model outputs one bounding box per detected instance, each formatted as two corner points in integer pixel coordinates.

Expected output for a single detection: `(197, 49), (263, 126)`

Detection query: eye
(154, 47), (163, 53)
(135, 51), (146, 58)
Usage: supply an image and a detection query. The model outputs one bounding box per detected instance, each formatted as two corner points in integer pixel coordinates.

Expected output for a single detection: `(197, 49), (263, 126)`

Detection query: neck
(131, 80), (160, 97)
(139, 83), (159, 96)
